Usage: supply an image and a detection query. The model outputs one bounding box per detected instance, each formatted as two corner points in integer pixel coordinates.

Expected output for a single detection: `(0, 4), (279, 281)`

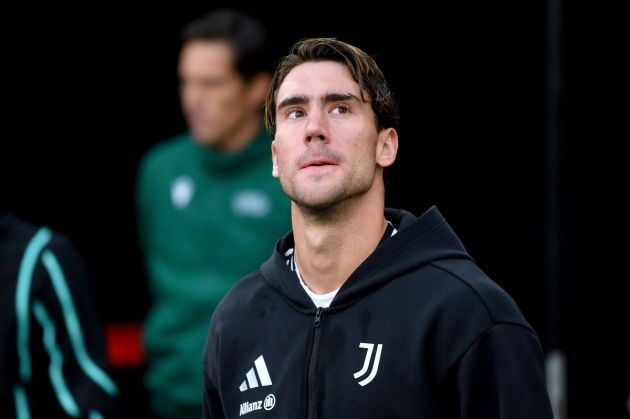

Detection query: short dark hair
(182, 9), (271, 79)
(264, 38), (398, 137)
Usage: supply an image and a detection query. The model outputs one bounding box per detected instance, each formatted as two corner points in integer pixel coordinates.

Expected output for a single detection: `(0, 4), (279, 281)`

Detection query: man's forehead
(276, 61), (361, 101)
(179, 39), (237, 75)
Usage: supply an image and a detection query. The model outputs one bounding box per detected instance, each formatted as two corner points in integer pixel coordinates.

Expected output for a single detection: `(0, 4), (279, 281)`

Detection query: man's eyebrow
(322, 93), (362, 104)
(277, 95), (309, 111)
(277, 92), (363, 111)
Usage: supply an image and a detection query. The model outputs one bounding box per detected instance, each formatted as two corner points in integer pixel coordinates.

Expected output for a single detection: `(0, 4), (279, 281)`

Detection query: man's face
(272, 61), (391, 211)
(179, 40), (249, 146)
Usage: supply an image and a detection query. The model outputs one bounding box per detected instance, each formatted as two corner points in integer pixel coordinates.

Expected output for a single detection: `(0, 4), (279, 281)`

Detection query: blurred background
(1, 2), (626, 418)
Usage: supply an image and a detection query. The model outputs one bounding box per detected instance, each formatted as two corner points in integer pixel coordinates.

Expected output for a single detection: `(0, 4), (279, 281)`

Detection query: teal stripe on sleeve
(32, 301), (81, 417)
(14, 384), (31, 419)
(89, 410), (104, 419)
(16, 227), (52, 381)
(41, 250), (118, 396)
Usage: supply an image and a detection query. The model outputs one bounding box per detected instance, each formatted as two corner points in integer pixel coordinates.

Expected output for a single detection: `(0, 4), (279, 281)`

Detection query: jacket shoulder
(6, 219), (79, 259)
(210, 270), (269, 331)
(138, 133), (192, 173)
(430, 258), (530, 328)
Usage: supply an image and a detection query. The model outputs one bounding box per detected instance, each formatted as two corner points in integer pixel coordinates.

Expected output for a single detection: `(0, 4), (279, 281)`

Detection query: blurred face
(179, 40), (249, 146)
(272, 61), (396, 211)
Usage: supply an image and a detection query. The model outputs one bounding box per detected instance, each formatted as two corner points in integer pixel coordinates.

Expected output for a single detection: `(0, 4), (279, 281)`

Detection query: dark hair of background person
(181, 9), (273, 80)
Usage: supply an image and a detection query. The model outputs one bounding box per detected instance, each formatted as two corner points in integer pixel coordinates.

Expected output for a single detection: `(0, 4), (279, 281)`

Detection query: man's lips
(299, 158), (338, 169)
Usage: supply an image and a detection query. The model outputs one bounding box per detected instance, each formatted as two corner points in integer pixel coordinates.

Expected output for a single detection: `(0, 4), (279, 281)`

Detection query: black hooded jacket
(203, 207), (553, 418)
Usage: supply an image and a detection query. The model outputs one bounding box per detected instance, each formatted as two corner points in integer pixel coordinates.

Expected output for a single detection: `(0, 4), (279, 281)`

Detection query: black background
(2, 2), (627, 418)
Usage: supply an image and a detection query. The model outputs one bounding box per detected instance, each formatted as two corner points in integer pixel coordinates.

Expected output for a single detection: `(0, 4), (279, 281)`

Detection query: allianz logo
(239, 394), (276, 416)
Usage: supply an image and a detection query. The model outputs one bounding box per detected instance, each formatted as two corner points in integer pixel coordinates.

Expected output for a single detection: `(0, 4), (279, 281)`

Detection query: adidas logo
(239, 355), (272, 392)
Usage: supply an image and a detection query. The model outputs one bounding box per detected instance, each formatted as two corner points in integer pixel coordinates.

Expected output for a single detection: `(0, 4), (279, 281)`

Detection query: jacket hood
(260, 206), (472, 313)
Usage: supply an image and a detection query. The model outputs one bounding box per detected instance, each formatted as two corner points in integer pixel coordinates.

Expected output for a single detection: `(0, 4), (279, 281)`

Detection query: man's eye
(288, 110), (304, 119)
(331, 104), (349, 114)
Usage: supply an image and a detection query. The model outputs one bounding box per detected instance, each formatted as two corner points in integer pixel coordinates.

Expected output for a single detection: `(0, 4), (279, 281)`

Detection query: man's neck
(292, 190), (387, 295)
(218, 113), (261, 154)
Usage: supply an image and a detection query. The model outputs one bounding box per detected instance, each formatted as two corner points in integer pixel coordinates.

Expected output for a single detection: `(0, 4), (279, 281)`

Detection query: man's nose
(305, 109), (329, 144)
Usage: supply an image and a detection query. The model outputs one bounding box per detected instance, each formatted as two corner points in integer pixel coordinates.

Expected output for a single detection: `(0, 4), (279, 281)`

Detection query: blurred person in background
(136, 9), (290, 419)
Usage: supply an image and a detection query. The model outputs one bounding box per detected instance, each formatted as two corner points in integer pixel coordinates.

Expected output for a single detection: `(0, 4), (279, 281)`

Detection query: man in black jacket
(203, 38), (553, 418)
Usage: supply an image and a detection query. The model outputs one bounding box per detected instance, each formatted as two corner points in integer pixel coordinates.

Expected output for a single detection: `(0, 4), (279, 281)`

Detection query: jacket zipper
(305, 307), (324, 419)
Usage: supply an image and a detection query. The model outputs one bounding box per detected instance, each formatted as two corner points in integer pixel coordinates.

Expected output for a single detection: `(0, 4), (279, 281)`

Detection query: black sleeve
(29, 233), (117, 418)
(448, 323), (553, 418)
(203, 317), (226, 419)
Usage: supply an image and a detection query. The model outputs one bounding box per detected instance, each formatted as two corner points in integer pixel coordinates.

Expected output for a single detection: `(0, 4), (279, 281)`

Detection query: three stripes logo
(353, 343), (383, 386)
(239, 355), (273, 392)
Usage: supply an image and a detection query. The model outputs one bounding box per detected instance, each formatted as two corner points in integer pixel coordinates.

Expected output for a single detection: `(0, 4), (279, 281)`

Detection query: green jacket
(136, 129), (290, 419)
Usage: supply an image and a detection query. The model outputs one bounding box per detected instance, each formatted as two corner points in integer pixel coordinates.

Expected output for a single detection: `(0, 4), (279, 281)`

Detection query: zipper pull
(313, 307), (323, 328)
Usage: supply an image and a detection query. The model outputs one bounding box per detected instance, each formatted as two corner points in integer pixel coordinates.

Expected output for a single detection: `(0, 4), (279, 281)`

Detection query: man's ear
(248, 72), (272, 107)
(271, 141), (279, 178)
(375, 128), (399, 168)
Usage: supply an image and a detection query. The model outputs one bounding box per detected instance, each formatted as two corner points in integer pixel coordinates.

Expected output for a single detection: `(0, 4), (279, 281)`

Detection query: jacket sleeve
(30, 233), (117, 418)
(450, 323), (553, 418)
(203, 317), (226, 419)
